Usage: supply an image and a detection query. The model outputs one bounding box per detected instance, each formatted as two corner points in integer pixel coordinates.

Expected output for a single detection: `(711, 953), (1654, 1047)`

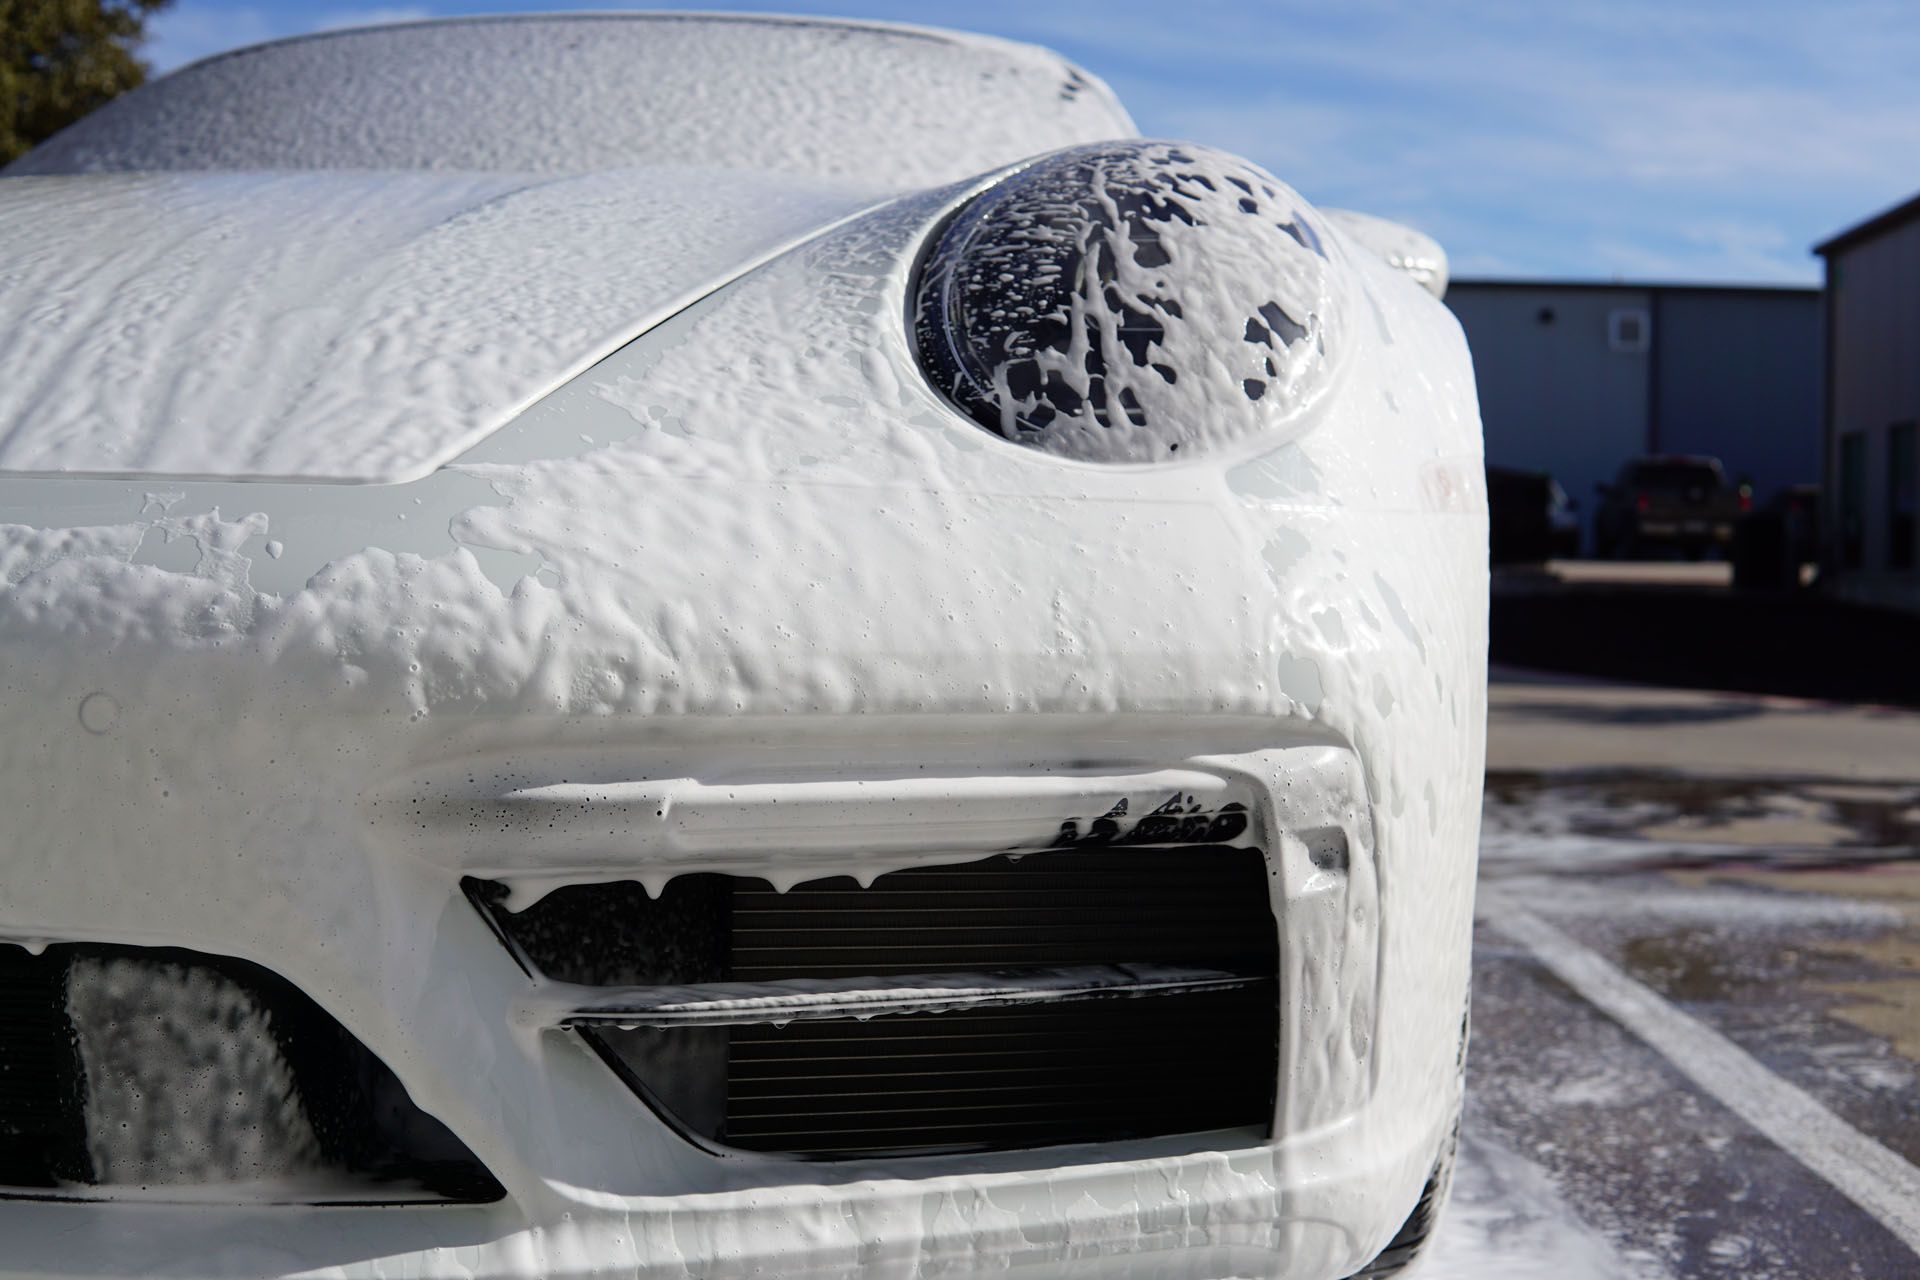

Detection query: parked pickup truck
(1595, 455), (1747, 559)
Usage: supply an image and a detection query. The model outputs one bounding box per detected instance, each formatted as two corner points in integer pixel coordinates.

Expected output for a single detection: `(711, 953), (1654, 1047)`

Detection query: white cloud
(1017, 0), (1920, 282)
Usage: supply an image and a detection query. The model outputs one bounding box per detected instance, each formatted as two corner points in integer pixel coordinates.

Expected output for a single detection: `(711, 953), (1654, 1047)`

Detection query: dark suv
(1595, 455), (1745, 558)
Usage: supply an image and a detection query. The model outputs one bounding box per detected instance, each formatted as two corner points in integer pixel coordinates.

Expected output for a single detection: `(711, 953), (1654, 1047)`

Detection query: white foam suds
(0, 169), (882, 480)
(66, 956), (325, 1186)
(0, 16), (1486, 1278)
(1424, 1133), (1672, 1279)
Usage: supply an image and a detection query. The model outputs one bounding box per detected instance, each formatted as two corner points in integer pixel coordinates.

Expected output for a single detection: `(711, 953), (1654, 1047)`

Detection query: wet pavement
(1425, 672), (1920, 1278)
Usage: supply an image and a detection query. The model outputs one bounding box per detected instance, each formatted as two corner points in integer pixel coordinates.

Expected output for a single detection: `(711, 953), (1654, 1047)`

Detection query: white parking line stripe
(1486, 900), (1920, 1254)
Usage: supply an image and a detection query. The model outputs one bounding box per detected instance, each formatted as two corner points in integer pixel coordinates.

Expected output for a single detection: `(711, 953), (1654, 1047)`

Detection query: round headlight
(914, 140), (1340, 463)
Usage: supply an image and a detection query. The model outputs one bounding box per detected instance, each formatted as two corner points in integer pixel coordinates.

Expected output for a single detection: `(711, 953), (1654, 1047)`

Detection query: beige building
(1817, 192), (1920, 611)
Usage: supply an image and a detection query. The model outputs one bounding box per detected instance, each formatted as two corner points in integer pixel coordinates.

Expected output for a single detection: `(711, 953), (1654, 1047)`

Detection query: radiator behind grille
(722, 986), (1276, 1154)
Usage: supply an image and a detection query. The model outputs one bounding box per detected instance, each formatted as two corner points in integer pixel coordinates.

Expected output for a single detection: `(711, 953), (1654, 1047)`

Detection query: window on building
(1839, 431), (1867, 570)
(1607, 308), (1650, 353)
(1891, 422), (1917, 571)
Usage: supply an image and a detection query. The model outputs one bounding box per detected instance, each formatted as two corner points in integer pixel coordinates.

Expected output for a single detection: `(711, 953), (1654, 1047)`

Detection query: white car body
(0, 15), (1487, 1280)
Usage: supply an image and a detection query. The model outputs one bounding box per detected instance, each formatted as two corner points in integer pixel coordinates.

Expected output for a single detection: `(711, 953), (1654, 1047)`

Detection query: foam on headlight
(914, 140), (1341, 463)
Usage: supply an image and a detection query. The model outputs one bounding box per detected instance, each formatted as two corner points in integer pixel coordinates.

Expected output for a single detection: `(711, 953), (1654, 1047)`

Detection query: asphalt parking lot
(1425, 667), (1920, 1277)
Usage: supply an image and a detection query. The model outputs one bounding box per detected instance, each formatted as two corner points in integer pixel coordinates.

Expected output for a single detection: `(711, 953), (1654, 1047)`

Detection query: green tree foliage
(1, 0), (171, 164)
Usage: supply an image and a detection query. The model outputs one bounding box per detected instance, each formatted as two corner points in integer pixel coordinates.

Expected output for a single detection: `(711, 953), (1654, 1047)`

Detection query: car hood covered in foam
(0, 167), (887, 482)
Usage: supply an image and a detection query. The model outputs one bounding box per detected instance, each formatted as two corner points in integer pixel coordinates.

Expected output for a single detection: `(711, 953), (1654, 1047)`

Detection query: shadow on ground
(1491, 582), (1920, 708)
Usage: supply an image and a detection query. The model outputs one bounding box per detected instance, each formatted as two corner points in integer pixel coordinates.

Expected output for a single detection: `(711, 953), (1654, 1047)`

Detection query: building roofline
(1448, 277), (1818, 298)
(1814, 189), (1920, 257)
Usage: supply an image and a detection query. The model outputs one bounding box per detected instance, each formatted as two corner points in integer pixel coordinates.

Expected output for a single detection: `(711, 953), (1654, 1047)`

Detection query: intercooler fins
(471, 843), (1282, 1158)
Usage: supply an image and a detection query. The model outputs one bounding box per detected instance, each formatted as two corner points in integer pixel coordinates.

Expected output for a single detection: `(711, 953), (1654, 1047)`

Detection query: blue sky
(142, 1), (1920, 284)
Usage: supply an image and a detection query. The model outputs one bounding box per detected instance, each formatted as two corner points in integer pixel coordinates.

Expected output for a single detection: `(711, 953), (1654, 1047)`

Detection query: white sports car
(0, 14), (1486, 1279)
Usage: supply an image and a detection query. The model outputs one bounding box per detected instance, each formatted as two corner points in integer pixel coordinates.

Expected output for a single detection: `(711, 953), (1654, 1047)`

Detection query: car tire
(1342, 1109), (1461, 1279)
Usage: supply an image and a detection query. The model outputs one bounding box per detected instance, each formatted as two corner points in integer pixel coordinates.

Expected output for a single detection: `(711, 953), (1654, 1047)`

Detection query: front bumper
(0, 732), (1464, 1280)
(0, 1124), (1453, 1280)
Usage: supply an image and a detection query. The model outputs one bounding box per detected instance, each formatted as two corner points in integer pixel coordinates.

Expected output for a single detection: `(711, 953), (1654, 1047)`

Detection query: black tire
(1343, 1114), (1461, 1279)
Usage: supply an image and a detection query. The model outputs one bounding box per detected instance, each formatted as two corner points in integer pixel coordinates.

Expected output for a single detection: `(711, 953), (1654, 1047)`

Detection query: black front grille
(479, 842), (1281, 1159)
(731, 848), (1277, 979)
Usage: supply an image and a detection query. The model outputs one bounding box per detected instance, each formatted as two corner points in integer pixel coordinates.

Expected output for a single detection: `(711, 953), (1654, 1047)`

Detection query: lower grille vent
(0, 943), (502, 1202)
(475, 842), (1280, 1159)
(724, 985), (1272, 1154)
